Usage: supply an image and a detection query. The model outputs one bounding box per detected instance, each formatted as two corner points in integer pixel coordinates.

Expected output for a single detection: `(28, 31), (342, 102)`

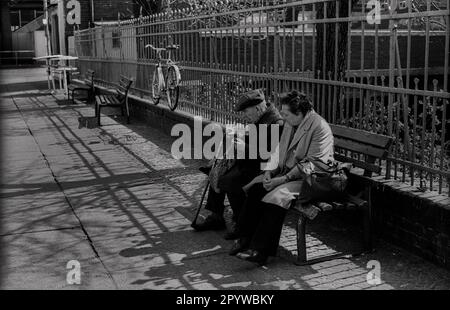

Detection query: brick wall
(372, 182), (450, 269)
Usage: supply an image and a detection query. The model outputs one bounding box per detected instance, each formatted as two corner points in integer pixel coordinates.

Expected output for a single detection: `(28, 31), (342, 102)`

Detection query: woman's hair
(280, 90), (313, 116)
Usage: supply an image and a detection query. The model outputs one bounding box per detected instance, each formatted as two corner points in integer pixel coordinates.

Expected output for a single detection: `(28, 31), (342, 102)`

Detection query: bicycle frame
(151, 47), (181, 91)
(146, 43), (181, 110)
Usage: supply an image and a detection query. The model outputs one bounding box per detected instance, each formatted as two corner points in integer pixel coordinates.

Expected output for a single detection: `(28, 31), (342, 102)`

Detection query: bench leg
(363, 187), (374, 252)
(295, 214), (307, 265)
(86, 89), (95, 104)
(96, 103), (101, 126)
(125, 97), (130, 124)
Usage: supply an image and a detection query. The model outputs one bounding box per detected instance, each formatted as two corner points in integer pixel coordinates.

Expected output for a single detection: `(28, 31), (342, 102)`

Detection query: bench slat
(95, 76), (133, 125)
(118, 78), (133, 93)
(107, 95), (121, 105)
(117, 85), (128, 93)
(97, 95), (121, 106)
(334, 153), (382, 174)
(119, 76), (133, 84)
(331, 124), (393, 149)
(117, 90), (125, 98)
(335, 137), (388, 159)
(100, 95), (109, 105)
(95, 95), (104, 106)
(68, 84), (90, 90)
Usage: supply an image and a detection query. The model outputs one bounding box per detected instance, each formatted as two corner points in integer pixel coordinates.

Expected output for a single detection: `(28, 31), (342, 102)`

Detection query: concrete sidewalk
(1, 67), (450, 290)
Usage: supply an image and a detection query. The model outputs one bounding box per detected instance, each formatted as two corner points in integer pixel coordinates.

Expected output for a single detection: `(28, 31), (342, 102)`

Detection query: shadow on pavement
(78, 116), (99, 129)
(3, 81), (450, 290)
(0, 81), (49, 93)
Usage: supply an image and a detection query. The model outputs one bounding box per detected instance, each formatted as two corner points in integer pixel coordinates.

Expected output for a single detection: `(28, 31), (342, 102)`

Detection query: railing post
(386, 4), (397, 180)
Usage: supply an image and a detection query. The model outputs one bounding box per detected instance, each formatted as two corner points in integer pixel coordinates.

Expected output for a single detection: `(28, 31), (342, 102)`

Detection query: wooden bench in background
(95, 75), (133, 126)
(68, 69), (95, 104)
(291, 124), (394, 265)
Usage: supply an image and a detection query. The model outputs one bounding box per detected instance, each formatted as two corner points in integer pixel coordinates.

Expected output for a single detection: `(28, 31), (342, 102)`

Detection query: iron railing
(74, 0), (450, 196)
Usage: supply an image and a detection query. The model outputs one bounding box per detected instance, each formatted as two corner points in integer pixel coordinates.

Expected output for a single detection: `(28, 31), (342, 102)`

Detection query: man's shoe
(192, 215), (226, 232)
(244, 250), (268, 266)
(228, 238), (250, 256)
(235, 250), (252, 260)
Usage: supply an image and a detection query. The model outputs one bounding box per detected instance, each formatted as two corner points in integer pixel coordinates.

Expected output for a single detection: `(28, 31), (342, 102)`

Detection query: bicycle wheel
(166, 66), (180, 111)
(152, 68), (162, 105)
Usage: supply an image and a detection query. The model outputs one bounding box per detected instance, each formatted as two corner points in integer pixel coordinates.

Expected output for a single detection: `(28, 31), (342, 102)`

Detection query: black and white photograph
(0, 0), (449, 294)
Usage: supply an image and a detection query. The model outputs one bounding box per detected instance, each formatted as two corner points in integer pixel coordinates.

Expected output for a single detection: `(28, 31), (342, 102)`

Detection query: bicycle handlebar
(145, 44), (179, 51)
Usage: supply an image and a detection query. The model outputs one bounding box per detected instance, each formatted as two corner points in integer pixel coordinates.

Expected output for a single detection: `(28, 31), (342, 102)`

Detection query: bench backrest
(84, 70), (95, 88)
(117, 75), (133, 97)
(330, 124), (394, 177)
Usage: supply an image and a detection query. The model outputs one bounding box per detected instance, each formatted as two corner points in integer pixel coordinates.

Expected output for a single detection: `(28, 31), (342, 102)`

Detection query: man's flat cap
(235, 89), (265, 112)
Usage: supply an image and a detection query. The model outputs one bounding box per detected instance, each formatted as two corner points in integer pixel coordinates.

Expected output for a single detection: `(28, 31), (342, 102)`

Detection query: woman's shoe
(228, 238), (250, 256)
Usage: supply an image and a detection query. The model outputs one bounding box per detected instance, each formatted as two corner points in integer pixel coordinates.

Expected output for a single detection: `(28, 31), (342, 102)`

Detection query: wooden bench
(290, 124), (394, 265)
(68, 69), (95, 104)
(95, 75), (133, 126)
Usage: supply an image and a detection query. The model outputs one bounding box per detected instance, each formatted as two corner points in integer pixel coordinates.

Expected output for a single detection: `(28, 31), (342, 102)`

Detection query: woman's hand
(263, 176), (286, 191)
(263, 170), (272, 183)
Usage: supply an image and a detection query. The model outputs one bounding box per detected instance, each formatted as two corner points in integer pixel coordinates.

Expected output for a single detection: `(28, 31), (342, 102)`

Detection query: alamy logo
(66, 260), (81, 285)
(66, 0), (81, 25)
(366, 0), (382, 25)
(366, 260), (382, 285)
(171, 116), (280, 170)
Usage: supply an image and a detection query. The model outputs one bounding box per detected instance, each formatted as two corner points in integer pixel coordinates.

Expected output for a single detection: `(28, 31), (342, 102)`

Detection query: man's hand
(263, 176), (286, 191)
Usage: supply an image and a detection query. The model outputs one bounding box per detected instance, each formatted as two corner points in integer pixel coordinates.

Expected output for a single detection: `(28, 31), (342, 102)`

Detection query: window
(112, 30), (121, 48)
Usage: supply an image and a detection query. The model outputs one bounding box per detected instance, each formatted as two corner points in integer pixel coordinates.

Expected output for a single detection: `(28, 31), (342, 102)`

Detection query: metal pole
(58, 0), (66, 56)
(90, 0), (95, 24)
(43, 0), (52, 90)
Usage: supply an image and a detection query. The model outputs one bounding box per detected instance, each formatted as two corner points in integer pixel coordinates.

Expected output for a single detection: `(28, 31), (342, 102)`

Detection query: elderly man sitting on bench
(192, 89), (284, 240)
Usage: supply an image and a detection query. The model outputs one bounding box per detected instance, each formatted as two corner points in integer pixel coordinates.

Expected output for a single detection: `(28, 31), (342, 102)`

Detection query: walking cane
(191, 153), (220, 227)
(191, 180), (210, 228)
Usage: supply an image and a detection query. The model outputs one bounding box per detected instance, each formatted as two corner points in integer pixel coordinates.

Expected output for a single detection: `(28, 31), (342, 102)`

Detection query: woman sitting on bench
(229, 90), (345, 266)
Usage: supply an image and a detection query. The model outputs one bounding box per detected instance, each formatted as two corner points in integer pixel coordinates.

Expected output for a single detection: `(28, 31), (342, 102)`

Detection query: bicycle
(145, 44), (181, 111)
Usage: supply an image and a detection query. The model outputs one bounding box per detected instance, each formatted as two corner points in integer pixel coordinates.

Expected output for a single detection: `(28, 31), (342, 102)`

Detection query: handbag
(296, 160), (352, 204)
